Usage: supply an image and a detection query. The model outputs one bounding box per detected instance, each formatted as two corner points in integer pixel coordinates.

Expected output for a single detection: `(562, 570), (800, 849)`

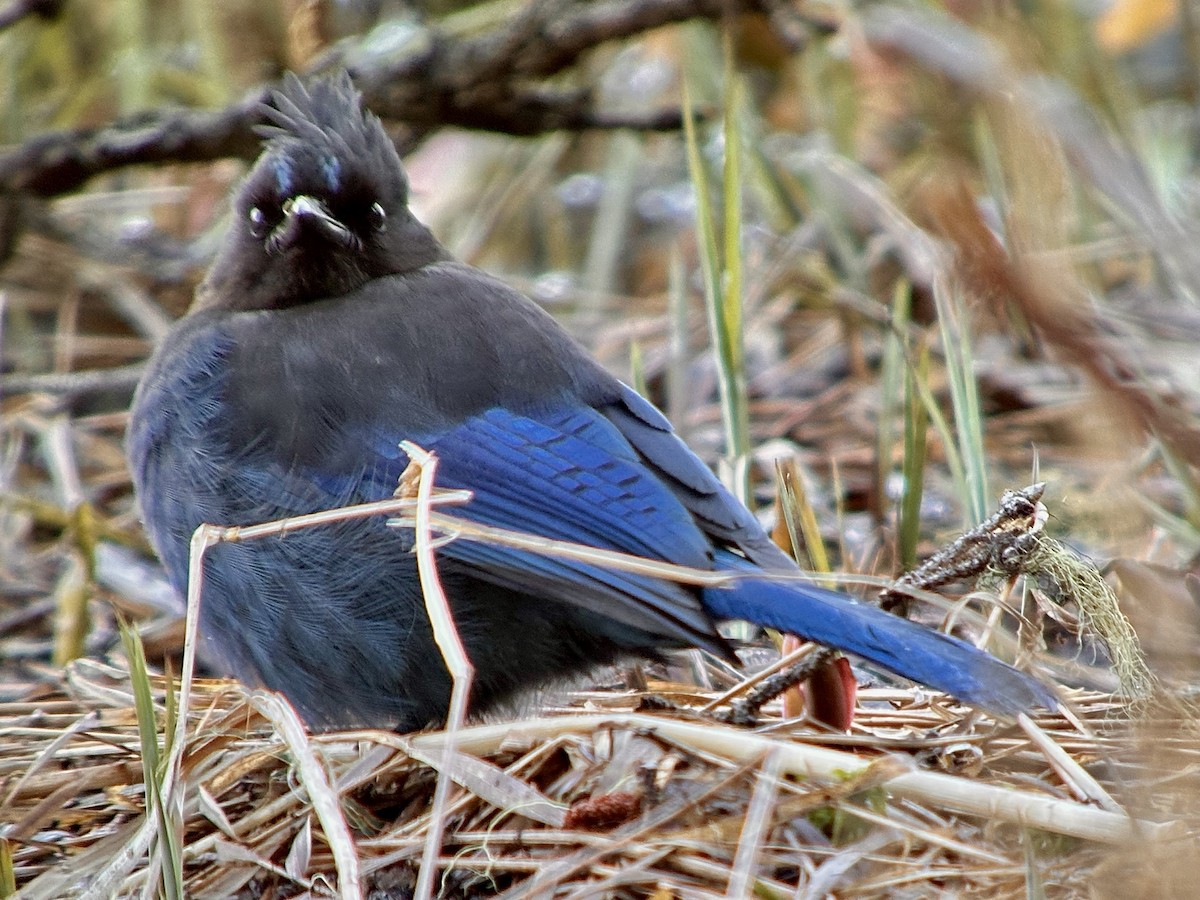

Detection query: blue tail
(702, 551), (1057, 717)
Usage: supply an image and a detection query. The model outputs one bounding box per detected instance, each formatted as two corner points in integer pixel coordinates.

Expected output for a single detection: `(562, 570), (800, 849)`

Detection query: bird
(127, 72), (1057, 732)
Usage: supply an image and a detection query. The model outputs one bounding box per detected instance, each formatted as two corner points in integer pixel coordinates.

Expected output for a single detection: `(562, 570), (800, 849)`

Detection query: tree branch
(0, 0), (809, 198)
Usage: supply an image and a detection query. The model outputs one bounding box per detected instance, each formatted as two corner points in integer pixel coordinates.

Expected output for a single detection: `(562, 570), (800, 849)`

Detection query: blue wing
(599, 384), (795, 569)
(378, 401), (1057, 717)
(343, 403), (735, 655)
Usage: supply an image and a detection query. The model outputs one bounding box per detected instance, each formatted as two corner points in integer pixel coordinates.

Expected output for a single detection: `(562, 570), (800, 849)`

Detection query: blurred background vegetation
(4, 0), (1200, 894)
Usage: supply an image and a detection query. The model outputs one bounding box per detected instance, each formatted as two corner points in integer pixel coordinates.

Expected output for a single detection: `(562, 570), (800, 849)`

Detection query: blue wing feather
(398, 405), (727, 650)
(425, 407), (712, 565)
(601, 385), (796, 569)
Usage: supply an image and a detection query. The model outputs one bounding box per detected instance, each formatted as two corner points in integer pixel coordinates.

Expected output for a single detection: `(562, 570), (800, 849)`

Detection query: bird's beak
(268, 195), (357, 252)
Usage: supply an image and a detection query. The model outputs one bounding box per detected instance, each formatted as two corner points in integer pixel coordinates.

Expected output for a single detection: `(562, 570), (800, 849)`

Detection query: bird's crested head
(197, 72), (445, 312)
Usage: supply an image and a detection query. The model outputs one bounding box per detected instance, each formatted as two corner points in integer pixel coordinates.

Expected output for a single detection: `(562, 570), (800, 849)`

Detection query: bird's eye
(369, 202), (387, 232)
(248, 206), (271, 238)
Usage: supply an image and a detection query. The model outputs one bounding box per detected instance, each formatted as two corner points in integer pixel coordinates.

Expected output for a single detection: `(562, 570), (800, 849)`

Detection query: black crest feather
(255, 72), (399, 178)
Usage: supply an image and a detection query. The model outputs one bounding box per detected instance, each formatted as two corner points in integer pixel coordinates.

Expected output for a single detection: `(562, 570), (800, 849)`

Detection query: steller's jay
(127, 73), (1057, 731)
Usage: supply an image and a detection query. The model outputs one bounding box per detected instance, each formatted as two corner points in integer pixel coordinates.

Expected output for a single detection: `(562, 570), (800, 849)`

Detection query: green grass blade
(683, 36), (752, 503)
(120, 619), (183, 900)
(900, 340), (931, 571)
(629, 339), (648, 398)
(718, 64), (751, 473)
(909, 353), (967, 515)
(934, 277), (989, 524)
(877, 280), (909, 526)
(775, 458), (832, 580)
(0, 838), (15, 898)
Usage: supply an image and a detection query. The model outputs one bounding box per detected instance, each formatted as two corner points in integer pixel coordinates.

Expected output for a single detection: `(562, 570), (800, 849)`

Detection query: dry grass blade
(396, 441), (473, 900)
(726, 747), (783, 897)
(252, 693), (360, 899)
(1018, 713), (1120, 812)
(398, 738), (567, 828)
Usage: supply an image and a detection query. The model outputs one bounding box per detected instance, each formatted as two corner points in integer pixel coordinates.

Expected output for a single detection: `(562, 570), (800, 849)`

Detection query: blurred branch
(0, 92), (267, 196)
(0, 0), (824, 198)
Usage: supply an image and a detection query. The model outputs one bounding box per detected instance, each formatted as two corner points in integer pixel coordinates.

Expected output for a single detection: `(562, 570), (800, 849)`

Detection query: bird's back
(128, 264), (714, 729)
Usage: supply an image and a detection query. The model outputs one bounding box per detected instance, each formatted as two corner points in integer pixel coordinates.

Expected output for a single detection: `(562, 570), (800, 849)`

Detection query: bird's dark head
(196, 72), (446, 312)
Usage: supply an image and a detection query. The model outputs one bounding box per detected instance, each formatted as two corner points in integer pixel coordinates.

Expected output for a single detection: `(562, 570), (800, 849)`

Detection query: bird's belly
(164, 500), (658, 731)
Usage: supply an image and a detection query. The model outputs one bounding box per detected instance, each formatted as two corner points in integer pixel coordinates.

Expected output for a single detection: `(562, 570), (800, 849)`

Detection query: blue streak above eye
(272, 157), (294, 195)
(321, 155), (341, 191)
